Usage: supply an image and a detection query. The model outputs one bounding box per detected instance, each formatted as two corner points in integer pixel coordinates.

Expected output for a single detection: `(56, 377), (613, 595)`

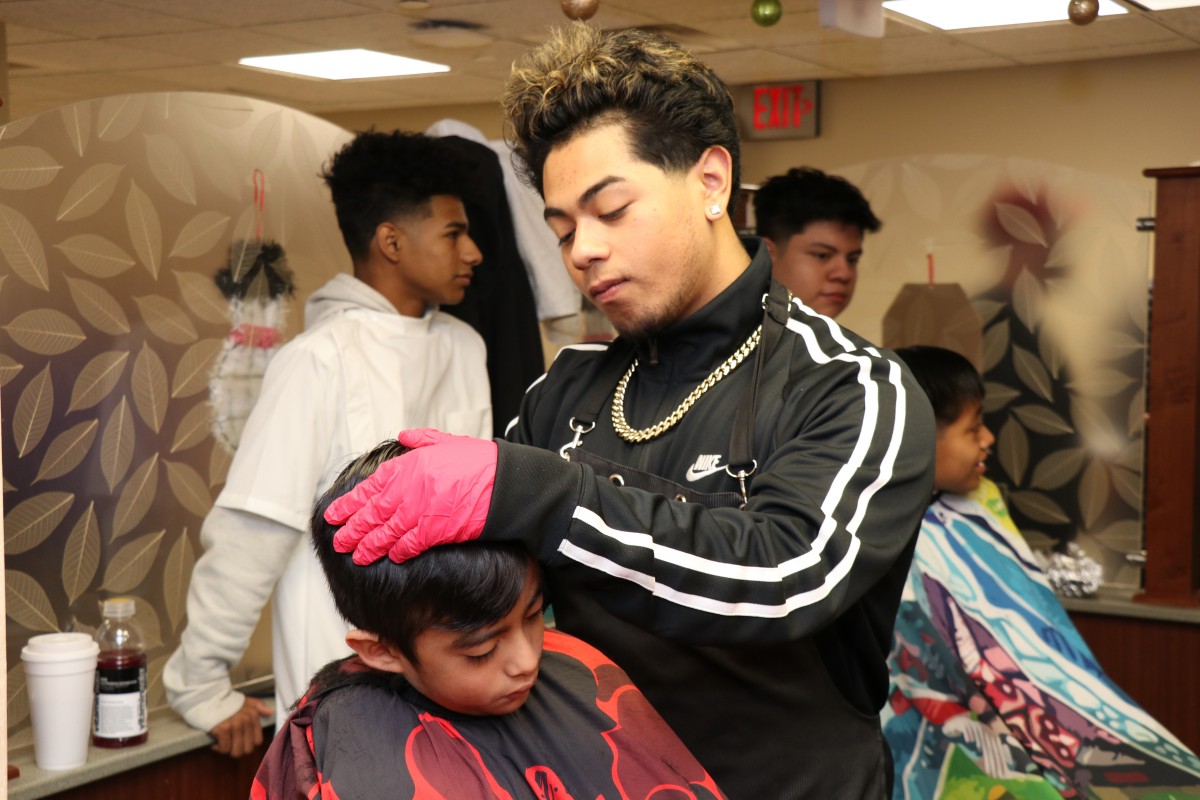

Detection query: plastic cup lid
(21, 632), (99, 662)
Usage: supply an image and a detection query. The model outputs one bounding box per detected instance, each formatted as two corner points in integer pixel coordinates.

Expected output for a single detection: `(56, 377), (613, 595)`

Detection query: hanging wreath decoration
(209, 170), (295, 452)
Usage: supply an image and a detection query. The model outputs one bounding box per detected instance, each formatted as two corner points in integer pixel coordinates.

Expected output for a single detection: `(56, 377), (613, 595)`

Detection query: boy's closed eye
(466, 647), (498, 664)
(455, 590), (545, 664)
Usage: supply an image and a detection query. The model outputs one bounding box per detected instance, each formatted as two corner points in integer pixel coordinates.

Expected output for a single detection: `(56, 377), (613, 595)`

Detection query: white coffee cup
(21, 632), (100, 771)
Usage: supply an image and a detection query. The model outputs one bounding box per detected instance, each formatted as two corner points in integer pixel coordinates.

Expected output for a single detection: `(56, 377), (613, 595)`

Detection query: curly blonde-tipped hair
(500, 23), (740, 205)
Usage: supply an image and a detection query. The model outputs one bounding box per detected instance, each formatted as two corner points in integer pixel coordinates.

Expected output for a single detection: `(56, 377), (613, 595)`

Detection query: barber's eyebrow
(544, 176), (624, 220)
(443, 219), (469, 231)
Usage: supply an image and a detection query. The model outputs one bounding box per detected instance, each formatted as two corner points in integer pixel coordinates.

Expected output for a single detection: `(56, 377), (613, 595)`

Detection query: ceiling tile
(604, 0), (774, 24)
(136, 62), (506, 113)
(113, 29), (327, 61)
(1142, 7), (1200, 41)
(10, 38), (200, 71)
(794, 30), (1014, 76)
(0, 0), (210, 38)
(3, 23), (73, 45)
(688, 10), (921, 49)
(428, 0), (659, 43)
(702, 49), (854, 84)
(135, 63), (399, 108)
(1, 0), (1197, 121)
(102, 0), (375, 29)
(1004, 37), (1200, 64)
(954, 15), (1187, 59)
(257, 13), (444, 49)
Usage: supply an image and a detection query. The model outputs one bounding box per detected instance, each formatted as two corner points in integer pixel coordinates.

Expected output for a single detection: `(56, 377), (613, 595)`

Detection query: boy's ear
(763, 236), (779, 261)
(373, 221), (406, 265)
(346, 629), (408, 673)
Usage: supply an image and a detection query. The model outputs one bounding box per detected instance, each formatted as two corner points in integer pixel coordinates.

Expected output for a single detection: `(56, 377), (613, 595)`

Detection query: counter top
(8, 591), (1196, 798)
(8, 678), (273, 800)
(1061, 584), (1200, 624)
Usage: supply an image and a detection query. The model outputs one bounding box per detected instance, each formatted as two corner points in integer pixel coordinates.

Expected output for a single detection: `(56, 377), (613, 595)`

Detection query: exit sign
(733, 81), (821, 141)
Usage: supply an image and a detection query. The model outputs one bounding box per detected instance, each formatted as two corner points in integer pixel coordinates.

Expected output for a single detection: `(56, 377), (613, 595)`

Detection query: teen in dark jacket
(324, 24), (936, 799)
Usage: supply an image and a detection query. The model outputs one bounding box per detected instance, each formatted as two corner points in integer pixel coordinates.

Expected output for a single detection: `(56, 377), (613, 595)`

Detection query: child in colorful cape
(885, 345), (1200, 799)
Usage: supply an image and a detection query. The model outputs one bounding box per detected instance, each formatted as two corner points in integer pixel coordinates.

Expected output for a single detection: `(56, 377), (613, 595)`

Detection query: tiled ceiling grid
(0, 0), (1198, 118)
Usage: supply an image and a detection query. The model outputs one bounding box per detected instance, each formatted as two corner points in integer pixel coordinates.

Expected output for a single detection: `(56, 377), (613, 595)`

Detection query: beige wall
(742, 49), (1200, 188)
(324, 101), (505, 141)
(323, 49), (1200, 189)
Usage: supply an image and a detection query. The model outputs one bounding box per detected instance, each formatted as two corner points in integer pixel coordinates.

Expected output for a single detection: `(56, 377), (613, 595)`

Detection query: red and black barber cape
(251, 629), (725, 799)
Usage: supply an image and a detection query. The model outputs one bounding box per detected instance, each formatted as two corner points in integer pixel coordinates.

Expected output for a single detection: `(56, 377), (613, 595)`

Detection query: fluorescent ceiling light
(883, 0), (1128, 30)
(1129, 0), (1200, 8)
(238, 49), (449, 80)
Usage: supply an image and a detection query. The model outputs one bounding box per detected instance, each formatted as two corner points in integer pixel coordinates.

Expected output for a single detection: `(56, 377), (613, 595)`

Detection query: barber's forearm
(482, 440), (583, 559)
(483, 405), (933, 646)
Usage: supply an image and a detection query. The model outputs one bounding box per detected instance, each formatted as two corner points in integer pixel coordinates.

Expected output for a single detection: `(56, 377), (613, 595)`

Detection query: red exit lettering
(753, 85), (814, 130)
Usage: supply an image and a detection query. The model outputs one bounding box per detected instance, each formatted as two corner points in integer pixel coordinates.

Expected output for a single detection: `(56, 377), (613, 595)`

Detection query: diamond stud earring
(708, 203), (722, 217)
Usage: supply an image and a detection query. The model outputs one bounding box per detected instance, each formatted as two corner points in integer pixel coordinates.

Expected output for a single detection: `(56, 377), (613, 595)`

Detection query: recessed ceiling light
(883, 0), (1128, 29)
(238, 49), (449, 80)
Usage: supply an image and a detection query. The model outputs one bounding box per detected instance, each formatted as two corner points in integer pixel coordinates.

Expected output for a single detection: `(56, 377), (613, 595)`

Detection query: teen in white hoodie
(164, 131), (491, 757)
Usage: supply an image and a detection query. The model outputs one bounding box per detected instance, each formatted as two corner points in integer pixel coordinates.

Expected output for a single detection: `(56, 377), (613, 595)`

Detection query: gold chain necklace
(611, 325), (762, 443)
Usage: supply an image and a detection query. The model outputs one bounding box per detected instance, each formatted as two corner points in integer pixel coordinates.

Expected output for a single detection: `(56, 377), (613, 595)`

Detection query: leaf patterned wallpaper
(837, 155), (1150, 587)
(0, 93), (352, 750)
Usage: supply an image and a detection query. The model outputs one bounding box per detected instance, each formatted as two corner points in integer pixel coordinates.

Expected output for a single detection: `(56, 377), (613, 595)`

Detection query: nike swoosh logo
(685, 464), (726, 482)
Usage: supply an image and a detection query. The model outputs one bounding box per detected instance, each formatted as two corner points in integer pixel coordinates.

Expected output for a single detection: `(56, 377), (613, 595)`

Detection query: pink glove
(326, 428), (497, 565)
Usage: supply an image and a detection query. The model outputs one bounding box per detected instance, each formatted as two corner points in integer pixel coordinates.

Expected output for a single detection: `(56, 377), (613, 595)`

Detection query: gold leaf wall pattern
(69, 351), (130, 412)
(34, 419), (98, 483)
(0, 204), (50, 290)
(57, 164), (124, 222)
(68, 278), (133, 336)
(0, 146), (63, 190)
(54, 233), (136, 279)
(0, 92), (352, 748)
(839, 155), (1149, 585)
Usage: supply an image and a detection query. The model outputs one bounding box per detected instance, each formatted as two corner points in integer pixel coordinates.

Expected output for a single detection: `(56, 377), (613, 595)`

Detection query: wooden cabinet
(1140, 166), (1200, 607)
(28, 739), (269, 800)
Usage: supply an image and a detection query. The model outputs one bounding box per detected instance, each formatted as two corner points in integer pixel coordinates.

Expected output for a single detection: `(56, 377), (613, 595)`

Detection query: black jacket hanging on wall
(437, 135), (544, 436)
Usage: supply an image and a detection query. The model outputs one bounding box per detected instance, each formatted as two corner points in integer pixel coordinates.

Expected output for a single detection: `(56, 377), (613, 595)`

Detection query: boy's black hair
(894, 345), (984, 427)
(311, 439), (534, 665)
(753, 167), (881, 243)
(320, 130), (474, 263)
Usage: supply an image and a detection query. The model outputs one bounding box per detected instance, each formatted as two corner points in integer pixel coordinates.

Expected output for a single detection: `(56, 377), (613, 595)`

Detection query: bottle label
(93, 664), (147, 737)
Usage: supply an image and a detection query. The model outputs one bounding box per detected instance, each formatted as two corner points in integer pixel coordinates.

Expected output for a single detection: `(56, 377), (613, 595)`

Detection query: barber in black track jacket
(323, 23), (936, 800)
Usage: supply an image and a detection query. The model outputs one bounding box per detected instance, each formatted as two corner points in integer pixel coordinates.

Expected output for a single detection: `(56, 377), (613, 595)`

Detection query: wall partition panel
(0, 93), (352, 752)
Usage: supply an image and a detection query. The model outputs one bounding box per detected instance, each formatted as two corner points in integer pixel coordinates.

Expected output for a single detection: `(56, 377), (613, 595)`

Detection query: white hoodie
(165, 274), (491, 732)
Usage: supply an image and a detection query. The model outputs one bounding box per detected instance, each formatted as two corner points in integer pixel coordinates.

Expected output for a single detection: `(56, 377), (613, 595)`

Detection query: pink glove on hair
(326, 428), (497, 565)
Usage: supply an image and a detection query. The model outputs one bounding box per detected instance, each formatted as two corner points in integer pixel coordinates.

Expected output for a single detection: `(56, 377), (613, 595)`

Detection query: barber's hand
(327, 428), (497, 565)
(209, 695), (271, 758)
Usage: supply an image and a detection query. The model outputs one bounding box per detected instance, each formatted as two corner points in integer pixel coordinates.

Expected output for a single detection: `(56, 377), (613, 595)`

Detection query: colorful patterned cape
(883, 479), (1200, 799)
(251, 628), (725, 799)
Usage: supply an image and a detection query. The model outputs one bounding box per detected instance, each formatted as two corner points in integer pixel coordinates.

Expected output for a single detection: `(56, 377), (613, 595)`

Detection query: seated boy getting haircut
(882, 346), (1200, 799)
(251, 439), (725, 800)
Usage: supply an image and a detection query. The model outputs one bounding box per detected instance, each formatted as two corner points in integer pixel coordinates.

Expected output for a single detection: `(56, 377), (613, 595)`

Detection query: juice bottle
(92, 596), (148, 747)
